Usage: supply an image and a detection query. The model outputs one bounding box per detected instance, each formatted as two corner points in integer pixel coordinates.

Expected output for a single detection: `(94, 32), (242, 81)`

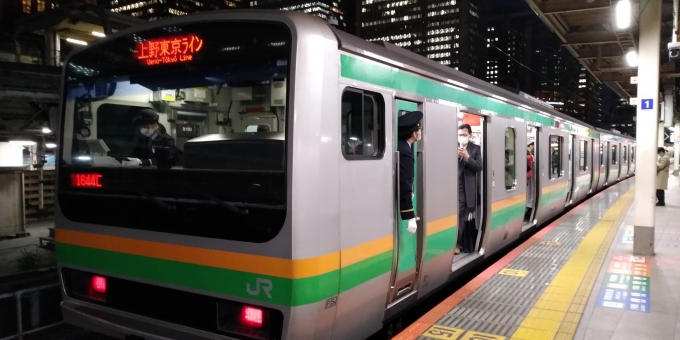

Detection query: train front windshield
(58, 21), (291, 243)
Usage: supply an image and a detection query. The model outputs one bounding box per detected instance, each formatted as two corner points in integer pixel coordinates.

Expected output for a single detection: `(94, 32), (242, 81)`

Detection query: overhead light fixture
(92, 31), (106, 37)
(626, 49), (638, 67)
(42, 127), (51, 134)
(616, 0), (631, 29)
(66, 38), (88, 46)
(9, 140), (37, 146)
(46, 143), (57, 149)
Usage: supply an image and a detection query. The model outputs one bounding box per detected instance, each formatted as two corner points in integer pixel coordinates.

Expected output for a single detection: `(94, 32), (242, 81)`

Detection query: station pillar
(633, 0), (662, 256)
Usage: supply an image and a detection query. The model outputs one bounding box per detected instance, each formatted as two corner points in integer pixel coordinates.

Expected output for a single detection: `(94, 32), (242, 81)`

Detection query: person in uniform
(123, 108), (179, 169)
(397, 110), (423, 235)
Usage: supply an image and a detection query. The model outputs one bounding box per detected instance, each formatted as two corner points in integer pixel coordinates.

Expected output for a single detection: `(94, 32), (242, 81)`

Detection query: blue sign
(597, 288), (650, 313)
(641, 99), (654, 110)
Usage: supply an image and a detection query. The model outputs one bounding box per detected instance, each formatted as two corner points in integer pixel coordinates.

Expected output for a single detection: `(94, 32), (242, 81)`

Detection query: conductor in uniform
(123, 108), (179, 169)
(398, 110), (423, 235)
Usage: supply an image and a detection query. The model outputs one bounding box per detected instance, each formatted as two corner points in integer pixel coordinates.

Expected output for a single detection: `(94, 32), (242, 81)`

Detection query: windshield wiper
(181, 183), (248, 216)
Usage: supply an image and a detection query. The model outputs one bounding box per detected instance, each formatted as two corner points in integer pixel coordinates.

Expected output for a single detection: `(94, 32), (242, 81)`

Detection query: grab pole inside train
(633, 0), (662, 256)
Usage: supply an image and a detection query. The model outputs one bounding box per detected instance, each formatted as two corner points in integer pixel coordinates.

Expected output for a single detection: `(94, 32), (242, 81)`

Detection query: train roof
(329, 27), (599, 132)
(595, 128), (634, 140)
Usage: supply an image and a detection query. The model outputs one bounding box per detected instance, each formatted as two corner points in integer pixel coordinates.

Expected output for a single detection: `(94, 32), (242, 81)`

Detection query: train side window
(623, 146), (627, 164)
(504, 127), (516, 191)
(549, 135), (563, 179)
(611, 145), (618, 165)
(600, 144), (604, 167)
(341, 88), (385, 159)
(579, 140), (588, 171)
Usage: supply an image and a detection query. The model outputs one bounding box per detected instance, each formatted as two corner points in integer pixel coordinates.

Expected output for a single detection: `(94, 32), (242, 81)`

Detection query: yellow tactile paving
(510, 187), (634, 340)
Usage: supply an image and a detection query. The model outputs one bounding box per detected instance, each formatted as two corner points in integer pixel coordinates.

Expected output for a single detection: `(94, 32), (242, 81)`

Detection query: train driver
(122, 108), (179, 169)
(397, 110), (423, 235)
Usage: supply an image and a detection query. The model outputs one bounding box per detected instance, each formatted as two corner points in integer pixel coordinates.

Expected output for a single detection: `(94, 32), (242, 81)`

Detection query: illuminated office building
(250, 0), (353, 33)
(103, 0), (241, 21)
(358, 0), (487, 77)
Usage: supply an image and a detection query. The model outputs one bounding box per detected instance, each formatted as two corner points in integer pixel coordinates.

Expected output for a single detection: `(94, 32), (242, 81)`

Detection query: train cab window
(579, 140), (588, 172)
(341, 88), (385, 159)
(611, 145), (618, 165)
(57, 21), (292, 243)
(504, 127), (516, 191)
(600, 144), (604, 167)
(549, 135), (563, 179)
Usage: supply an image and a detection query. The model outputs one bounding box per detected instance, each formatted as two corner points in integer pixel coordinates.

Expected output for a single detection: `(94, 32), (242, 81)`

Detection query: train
(54, 10), (635, 340)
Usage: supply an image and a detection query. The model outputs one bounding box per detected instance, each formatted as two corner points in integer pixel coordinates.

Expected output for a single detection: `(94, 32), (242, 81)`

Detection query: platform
(395, 175), (680, 340)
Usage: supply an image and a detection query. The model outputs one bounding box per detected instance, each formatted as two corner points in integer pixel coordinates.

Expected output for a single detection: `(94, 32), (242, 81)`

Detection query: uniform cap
(398, 111), (423, 134)
(132, 108), (159, 125)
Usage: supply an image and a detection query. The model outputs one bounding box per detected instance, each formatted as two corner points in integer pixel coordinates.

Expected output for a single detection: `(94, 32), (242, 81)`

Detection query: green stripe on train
(425, 227), (457, 261)
(340, 54), (555, 127)
(490, 202), (525, 231)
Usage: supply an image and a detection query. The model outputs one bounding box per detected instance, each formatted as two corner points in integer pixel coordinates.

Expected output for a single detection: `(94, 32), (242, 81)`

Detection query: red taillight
(91, 276), (107, 293)
(71, 173), (102, 188)
(241, 306), (263, 328)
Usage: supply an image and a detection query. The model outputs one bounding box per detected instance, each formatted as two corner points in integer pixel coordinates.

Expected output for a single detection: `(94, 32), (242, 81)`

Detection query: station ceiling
(0, 5), (144, 137)
(524, 0), (678, 99)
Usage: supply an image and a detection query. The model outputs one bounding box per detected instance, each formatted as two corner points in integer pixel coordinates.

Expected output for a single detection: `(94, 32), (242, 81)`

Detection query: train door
(565, 134), (575, 206)
(596, 141), (606, 190)
(622, 145), (628, 177)
(630, 145), (636, 173)
(452, 112), (487, 268)
(387, 99), (422, 304)
(604, 142), (611, 185)
(417, 102), (457, 297)
(523, 125), (539, 230)
(483, 116), (525, 253)
(589, 139), (596, 192)
(609, 143), (619, 183)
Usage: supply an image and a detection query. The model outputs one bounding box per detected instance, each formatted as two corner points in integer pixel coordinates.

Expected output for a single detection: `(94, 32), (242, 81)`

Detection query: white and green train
(55, 10), (636, 340)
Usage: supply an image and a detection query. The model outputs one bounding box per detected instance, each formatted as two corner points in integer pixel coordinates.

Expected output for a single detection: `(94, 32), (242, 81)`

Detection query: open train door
(386, 99), (423, 308)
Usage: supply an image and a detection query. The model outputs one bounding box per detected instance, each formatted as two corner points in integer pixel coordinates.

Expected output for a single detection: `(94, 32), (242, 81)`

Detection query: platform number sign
(641, 99), (654, 110)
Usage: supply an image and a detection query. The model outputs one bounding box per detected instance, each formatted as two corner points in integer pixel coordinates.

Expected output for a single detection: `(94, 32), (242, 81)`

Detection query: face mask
(459, 136), (469, 146)
(140, 127), (153, 137)
(415, 130), (422, 141)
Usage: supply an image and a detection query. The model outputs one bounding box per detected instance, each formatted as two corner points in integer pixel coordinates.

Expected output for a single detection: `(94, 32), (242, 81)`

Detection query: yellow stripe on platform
(510, 187), (634, 340)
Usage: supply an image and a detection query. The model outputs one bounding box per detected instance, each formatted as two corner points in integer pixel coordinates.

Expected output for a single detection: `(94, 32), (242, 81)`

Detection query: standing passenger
(397, 111), (423, 235)
(656, 147), (670, 206)
(457, 124), (482, 254)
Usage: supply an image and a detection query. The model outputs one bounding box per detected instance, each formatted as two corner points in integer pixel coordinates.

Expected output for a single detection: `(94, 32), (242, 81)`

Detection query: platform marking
(539, 240), (562, 246)
(498, 269), (529, 277)
(422, 326), (506, 340)
(394, 190), (611, 340)
(601, 274), (650, 292)
(510, 187), (634, 340)
(393, 181), (628, 340)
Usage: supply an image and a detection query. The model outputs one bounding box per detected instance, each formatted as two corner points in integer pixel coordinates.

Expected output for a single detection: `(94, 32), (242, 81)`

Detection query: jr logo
(247, 278), (273, 299)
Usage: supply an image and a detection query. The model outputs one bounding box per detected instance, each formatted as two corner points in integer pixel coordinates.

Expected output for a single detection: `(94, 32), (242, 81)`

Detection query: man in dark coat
(457, 123), (482, 254)
(123, 108), (179, 169)
(397, 110), (423, 235)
